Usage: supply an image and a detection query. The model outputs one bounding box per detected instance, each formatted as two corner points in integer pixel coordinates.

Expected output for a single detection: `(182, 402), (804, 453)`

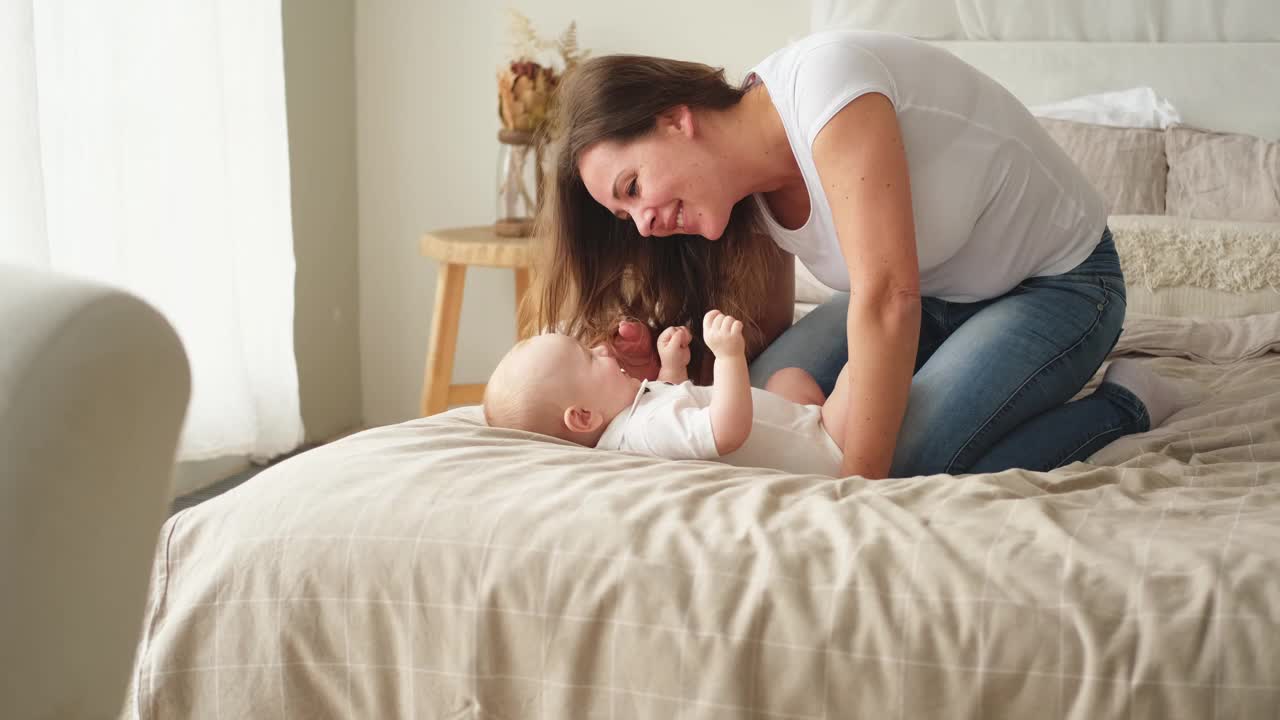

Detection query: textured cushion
(794, 217), (1280, 319)
(1165, 125), (1280, 221)
(1108, 215), (1280, 318)
(1038, 118), (1167, 214)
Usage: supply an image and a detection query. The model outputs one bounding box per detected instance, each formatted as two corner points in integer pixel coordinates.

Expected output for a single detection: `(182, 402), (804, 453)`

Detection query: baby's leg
(765, 367), (826, 406)
(819, 364), (852, 451)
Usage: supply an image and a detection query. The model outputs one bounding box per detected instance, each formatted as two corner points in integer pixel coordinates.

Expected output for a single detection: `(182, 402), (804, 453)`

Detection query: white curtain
(1, 0), (304, 462)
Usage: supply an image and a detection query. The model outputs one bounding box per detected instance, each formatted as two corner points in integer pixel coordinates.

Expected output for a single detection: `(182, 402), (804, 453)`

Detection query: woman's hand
(603, 319), (661, 381)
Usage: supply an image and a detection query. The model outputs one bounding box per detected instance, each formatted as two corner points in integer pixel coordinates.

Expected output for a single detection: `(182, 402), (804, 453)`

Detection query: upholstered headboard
(811, 0), (1280, 139)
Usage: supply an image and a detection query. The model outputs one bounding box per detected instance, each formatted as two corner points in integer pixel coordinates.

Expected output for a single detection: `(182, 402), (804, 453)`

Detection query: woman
(530, 29), (1189, 479)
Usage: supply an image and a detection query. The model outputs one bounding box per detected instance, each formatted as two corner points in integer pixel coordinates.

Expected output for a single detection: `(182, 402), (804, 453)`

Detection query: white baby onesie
(596, 380), (844, 477)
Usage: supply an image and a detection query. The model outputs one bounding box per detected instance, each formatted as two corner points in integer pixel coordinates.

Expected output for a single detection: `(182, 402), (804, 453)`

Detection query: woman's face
(577, 107), (733, 240)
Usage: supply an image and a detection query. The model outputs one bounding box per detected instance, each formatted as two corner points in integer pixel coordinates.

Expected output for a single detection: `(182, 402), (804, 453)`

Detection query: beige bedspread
(127, 313), (1280, 719)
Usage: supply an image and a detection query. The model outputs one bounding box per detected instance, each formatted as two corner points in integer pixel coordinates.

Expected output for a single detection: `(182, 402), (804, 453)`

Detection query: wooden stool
(418, 226), (535, 416)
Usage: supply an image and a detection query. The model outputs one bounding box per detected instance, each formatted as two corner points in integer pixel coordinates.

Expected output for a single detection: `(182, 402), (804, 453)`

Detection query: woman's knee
(888, 383), (977, 477)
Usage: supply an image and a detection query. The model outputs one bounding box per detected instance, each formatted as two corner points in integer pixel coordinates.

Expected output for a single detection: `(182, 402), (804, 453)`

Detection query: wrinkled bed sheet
(126, 313), (1280, 719)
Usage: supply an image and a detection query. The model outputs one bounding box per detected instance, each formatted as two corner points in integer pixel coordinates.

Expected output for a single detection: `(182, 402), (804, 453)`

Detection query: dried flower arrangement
(494, 9), (588, 236)
(497, 9), (588, 134)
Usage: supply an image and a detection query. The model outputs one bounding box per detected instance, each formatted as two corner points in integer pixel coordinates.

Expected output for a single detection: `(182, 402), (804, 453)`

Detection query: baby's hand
(657, 325), (692, 370)
(703, 310), (745, 358)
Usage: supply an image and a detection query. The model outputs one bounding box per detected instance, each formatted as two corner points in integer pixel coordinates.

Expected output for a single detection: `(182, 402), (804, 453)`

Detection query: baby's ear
(563, 405), (603, 434)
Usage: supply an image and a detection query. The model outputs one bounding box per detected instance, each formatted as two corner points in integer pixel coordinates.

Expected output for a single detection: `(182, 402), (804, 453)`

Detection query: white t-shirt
(596, 380), (844, 477)
(748, 30), (1106, 302)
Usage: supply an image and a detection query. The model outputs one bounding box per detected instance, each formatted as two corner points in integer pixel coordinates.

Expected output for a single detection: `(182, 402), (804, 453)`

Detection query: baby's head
(484, 333), (642, 444)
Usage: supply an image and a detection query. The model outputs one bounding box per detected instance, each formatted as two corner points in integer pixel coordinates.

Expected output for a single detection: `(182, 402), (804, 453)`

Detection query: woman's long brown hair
(525, 54), (784, 377)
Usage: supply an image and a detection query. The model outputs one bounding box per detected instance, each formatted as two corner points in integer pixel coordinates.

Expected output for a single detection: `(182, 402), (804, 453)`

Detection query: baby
(483, 310), (852, 477)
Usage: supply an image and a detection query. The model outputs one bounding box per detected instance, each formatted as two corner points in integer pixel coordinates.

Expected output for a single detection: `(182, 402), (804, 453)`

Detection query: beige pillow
(1165, 125), (1280, 221)
(1038, 118), (1167, 215)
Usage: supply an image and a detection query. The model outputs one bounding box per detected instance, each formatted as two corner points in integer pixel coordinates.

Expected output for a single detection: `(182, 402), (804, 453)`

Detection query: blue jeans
(749, 229), (1149, 476)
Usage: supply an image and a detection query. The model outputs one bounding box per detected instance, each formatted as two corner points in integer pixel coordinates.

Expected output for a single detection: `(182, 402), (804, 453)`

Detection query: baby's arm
(656, 325), (692, 384)
(702, 310), (752, 455)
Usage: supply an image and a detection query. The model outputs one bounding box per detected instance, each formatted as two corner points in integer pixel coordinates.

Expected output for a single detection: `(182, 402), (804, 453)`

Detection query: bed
(124, 2), (1280, 718)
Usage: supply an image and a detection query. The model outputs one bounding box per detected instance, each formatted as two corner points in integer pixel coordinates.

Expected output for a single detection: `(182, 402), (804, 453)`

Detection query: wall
(355, 0), (806, 427)
(283, 0), (362, 442)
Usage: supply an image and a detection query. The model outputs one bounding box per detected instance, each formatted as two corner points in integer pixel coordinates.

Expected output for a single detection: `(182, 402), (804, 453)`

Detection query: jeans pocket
(1100, 274), (1127, 306)
(1080, 275), (1127, 361)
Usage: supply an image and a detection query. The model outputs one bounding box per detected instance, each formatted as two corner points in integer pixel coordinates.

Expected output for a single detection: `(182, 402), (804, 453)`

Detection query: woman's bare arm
(813, 92), (921, 480)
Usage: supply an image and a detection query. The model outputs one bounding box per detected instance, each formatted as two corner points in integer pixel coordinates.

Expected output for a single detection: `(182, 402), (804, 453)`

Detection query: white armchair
(0, 264), (190, 719)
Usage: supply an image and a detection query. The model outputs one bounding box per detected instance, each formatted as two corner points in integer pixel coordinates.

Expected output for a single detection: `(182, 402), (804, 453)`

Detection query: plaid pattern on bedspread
(127, 315), (1280, 720)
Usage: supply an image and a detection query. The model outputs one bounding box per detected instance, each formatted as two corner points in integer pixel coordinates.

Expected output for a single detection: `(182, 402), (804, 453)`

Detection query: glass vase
(495, 129), (542, 237)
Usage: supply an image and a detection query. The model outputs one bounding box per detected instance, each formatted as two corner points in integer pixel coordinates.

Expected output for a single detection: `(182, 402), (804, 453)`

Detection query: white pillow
(1030, 87), (1181, 129)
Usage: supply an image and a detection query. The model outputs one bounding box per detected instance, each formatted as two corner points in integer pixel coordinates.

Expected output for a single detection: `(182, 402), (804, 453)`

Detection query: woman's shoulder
(760, 30), (922, 68)
(752, 31), (906, 138)
(753, 30), (915, 101)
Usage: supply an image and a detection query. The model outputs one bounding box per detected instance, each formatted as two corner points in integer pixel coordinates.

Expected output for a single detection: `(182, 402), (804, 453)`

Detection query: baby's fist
(657, 325), (692, 370)
(703, 310), (745, 358)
